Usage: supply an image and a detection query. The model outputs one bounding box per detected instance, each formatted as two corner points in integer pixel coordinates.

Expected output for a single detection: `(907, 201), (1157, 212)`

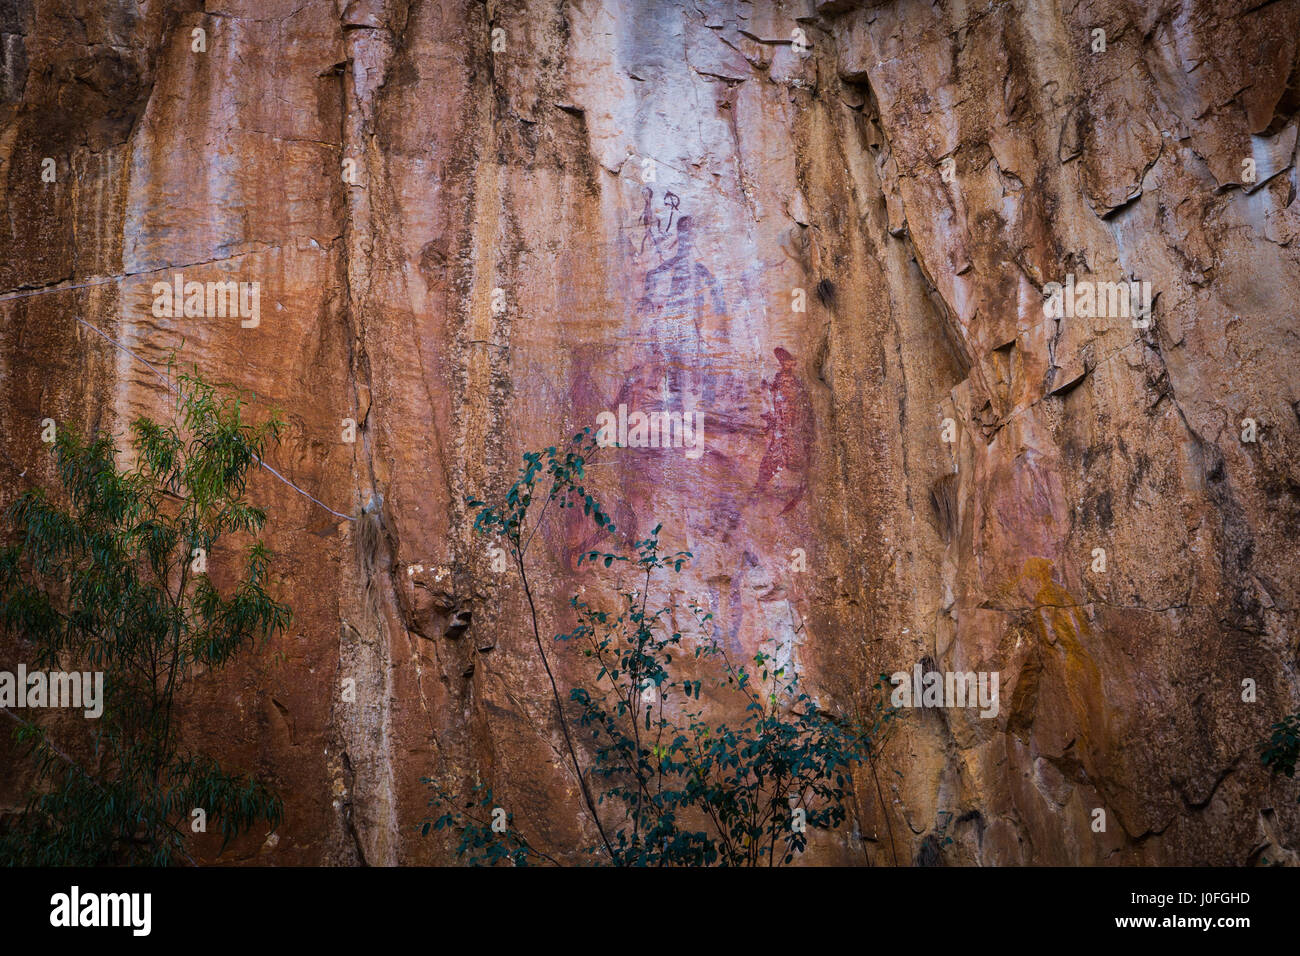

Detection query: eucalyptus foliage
(1261, 709), (1300, 800)
(0, 371), (289, 865)
(424, 430), (897, 865)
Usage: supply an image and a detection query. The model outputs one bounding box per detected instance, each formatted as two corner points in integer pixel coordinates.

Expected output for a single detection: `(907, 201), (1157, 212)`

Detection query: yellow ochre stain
(1013, 558), (1111, 758)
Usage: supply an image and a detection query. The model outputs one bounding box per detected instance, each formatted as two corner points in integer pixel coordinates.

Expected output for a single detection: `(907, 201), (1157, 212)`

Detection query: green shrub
(1261, 709), (1300, 797)
(0, 371), (289, 865)
(423, 431), (897, 865)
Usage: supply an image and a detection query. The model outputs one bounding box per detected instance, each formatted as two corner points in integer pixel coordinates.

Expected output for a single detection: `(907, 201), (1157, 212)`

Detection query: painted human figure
(640, 216), (726, 327)
(638, 186), (661, 257)
(633, 215), (727, 404)
(756, 347), (813, 515)
(637, 187), (682, 259)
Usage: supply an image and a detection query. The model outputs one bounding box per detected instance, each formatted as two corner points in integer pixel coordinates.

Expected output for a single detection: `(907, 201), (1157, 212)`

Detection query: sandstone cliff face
(1, 0), (1298, 865)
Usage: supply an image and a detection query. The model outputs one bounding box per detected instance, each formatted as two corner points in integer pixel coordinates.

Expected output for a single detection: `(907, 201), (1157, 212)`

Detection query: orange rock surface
(1, 0), (1297, 864)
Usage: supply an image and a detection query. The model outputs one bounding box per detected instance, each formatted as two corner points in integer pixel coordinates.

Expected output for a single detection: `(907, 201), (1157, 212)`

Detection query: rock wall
(1, 0), (1298, 865)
